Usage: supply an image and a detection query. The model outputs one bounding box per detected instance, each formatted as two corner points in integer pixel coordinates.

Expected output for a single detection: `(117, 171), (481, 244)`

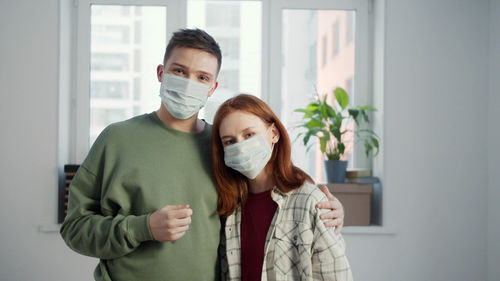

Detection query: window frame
(61, 0), (389, 231)
(68, 0), (377, 171)
(72, 0), (184, 163)
(267, 0), (374, 170)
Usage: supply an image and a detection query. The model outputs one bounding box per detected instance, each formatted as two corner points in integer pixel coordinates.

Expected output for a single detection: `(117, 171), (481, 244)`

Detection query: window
(90, 81), (129, 99)
(67, 0), (373, 174)
(280, 7), (363, 182)
(92, 25), (130, 44)
(187, 0), (262, 123)
(346, 11), (355, 44)
(59, 0), (383, 229)
(322, 35), (328, 67)
(73, 3), (167, 151)
(333, 20), (340, 56)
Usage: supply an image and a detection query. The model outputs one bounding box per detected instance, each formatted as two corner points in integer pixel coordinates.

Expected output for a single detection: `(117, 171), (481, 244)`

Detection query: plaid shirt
(219, 182), (353, 281)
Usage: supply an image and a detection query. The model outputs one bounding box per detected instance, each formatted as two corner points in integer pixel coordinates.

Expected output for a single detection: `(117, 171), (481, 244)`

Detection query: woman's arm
(311, 205), (353, 280)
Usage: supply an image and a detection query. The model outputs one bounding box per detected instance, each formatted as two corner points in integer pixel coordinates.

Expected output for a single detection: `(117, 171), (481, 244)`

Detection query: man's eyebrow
(170, 63), (186, 68)
(198, 70), (214, 79)
(169, 63), (214, 78)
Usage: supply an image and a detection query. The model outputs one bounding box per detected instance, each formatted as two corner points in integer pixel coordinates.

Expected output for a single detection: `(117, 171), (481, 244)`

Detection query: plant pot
(324, 160), (348, 183)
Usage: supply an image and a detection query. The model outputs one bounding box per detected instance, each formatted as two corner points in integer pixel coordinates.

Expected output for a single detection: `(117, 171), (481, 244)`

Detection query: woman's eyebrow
(220, 126), (256, 139)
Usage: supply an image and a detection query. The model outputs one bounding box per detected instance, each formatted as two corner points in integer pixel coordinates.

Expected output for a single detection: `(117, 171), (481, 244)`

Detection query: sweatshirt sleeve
(60, 165), (154, 259)
(311, 194), (354, 281)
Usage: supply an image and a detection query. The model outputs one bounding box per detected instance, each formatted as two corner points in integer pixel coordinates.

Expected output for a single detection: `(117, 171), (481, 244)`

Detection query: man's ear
(207, 81), (218, 97)
(156, 65), (164, 82)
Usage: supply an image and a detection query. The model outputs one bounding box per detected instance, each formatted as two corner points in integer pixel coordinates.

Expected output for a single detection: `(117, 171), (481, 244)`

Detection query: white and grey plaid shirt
(219, 181), (353, 281)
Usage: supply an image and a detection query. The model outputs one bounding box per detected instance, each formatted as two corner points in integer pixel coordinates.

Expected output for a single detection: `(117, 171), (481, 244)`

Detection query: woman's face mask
(159, 73), (211, 119)
(223, 125), (275, 180)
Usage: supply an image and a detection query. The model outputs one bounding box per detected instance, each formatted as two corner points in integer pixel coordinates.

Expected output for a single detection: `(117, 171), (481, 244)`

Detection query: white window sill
(342, 226), (396, 235)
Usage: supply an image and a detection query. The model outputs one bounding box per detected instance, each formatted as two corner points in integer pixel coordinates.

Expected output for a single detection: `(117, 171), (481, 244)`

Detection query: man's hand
(149, 204), (192, 242)
(317, 186), (344, 234)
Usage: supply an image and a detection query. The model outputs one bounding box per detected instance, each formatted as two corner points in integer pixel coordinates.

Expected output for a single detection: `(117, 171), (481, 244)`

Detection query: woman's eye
(223, 140), (234, 146)
(244, 133), (254, 138)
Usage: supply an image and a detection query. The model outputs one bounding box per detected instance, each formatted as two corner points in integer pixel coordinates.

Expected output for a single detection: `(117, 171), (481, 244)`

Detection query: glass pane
(89, 5), (166, 145)
(282, 9), (356, 183)
(187, 0), (262, 123)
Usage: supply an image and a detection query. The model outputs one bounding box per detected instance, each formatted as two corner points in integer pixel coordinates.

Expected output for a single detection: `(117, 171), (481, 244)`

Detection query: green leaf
(337, 142), (345, 157)
(348, 108), (360, 125)
(371, 137), (380, 157)
(334, 87), (349, 110)
(319, 137), (327, 153)
(294, 108), (313, 119)
(331, 127), (341, 141)
(320, 104), (328, 119)
(326, 152), (336, 160)
(364, 139), (372, 158)
(321, 129), (331, 141)
(326, 105), (336, 117)
(303, 132), (311, 146)
(361, 109), (370, 123)
(294, 108), (309, 114)
(306, 103), (320, 112)
(333, 112), (343, 128)
(357, 129), (378, 136)
(307, 119), (323, 128)
(360, 105), (377, 112)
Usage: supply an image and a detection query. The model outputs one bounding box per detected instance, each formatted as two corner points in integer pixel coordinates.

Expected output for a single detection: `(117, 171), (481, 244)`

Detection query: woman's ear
(271, 123), (280, 144)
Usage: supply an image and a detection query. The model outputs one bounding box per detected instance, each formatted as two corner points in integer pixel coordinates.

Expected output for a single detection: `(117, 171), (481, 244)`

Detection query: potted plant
(294, 87), (379, 183)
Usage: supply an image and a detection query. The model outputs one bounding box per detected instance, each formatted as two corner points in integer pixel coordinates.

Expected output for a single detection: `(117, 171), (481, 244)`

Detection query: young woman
(212, 94), (353, 281)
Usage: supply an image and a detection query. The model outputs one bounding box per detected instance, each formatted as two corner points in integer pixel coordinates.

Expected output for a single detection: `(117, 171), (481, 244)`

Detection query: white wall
(344, 0), (490, 280)
(0, 1), (96, 280)
(0, 0), (496, 280)
(487, 0), (500, 280)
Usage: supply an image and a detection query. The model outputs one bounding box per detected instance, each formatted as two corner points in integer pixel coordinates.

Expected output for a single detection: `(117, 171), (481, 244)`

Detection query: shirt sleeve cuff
(127, 214), (154, 243)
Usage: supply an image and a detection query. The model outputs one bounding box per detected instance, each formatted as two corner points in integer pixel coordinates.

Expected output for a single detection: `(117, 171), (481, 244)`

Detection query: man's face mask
(159, 73), (211, 119)
(223, 126), (274, 179)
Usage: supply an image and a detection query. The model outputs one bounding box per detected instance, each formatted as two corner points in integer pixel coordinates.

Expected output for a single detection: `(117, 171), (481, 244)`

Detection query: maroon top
(240, 189), (278, 281)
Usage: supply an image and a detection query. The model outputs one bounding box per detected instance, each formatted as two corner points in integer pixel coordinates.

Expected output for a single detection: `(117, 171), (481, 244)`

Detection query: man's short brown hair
(163, 28), (222, 73)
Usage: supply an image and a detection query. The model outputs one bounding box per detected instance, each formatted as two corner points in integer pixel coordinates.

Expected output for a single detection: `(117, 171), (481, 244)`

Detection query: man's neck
(155, 105), (205, 134)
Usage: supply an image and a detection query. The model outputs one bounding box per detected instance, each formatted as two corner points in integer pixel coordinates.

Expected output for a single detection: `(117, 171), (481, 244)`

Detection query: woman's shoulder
(294, 181), (328, 202)
(283, 181), (328, 211)
(278, 181), (328, 224)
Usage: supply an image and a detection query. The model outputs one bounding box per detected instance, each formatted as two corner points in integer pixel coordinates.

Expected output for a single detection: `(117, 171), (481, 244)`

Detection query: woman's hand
(316, 186), (344, 234)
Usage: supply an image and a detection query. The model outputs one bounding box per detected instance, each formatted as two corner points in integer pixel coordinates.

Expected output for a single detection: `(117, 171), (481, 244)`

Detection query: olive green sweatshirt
(60, 112), (220, 281)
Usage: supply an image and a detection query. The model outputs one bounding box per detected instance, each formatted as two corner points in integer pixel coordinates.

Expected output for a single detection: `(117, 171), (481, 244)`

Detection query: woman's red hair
(211, 94), (313, 217)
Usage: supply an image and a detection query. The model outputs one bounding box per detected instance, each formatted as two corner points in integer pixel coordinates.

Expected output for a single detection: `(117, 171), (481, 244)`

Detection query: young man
(60, 28), (344, 281)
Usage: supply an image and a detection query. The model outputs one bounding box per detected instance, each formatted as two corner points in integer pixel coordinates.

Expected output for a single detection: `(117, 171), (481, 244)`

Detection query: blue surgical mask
(159, 74), (210, 119)
(223, 127), (274, 179)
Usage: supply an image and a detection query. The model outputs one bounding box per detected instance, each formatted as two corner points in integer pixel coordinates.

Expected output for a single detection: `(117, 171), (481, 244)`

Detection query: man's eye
(245, 133), (254, 138)
(174, 69), (184, 74)
(199, 75), (209, 82)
